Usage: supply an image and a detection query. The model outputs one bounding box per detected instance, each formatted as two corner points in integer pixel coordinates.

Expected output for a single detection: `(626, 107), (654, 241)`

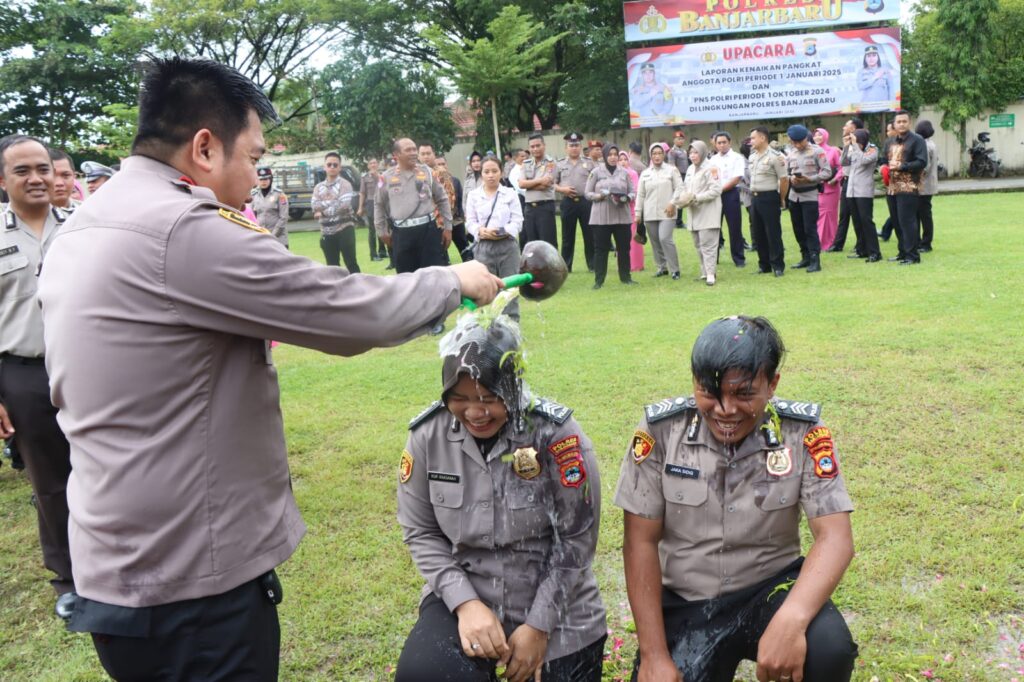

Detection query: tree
(425, 6), (567, 157)
(0, 0), (138, 146)
(317, 59), (456, 163)
(88, 103), (139, 158)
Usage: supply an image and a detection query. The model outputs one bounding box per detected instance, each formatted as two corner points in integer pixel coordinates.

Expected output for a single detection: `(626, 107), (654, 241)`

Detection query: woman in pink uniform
(814, 128), (843, 251)
(618, 150), (645, 272)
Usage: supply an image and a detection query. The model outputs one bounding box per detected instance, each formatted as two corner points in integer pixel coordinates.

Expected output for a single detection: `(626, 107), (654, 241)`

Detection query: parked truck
(269, 162), (361, 221)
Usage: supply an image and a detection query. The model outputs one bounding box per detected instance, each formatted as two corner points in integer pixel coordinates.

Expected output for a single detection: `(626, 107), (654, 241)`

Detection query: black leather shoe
(755, 268), (771, 274)
(825, 246), (842, 253)
(734, 261), (746, 268)
(898, 259), (920, 265)
(55, 592), (77, 620)
(792, 259), (809, 269)
(671, 272), (680, 280)
(592, 283), (603, 290)
(866, 255), (882, 263)
(385, 264), (395, 270)
(429, 322), (445, 336)
(773, 269), (784, 277)
(919, 246), (933, 253)
(887, 256), (902, 262)
(744, 244), (757, 252)
(653, 270), (668, 278)
(847, 253), (867, 259)
(622, 279), (638, 285)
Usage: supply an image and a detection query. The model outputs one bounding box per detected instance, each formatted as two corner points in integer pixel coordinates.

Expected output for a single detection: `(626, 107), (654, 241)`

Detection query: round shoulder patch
(399, 450), (414, 484)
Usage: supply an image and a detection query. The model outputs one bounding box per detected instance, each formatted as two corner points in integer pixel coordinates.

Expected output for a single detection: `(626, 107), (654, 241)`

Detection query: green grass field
(2, 194), (1023, 681)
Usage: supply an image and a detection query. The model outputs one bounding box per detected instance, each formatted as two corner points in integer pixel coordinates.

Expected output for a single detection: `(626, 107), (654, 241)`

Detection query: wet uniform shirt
(374, 163), (453, 237)
(614, 397), (853, 601)
(397, 399), (607, 660)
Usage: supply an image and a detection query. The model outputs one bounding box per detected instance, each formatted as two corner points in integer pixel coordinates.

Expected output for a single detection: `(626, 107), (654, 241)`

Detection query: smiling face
(0, 140), (53, 211)
(650, 146), (665, 166)
(813, 131), (825, 146)
(446, 374), (509, 439)
(693, 368), (780, 445)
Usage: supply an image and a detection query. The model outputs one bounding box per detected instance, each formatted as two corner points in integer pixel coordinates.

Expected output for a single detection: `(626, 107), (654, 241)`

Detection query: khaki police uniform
(37, 155), (464, 678)
(395, 398), (607, 675)
(360, 170), (386, 260)
(374, 163), (452, 274)
(786, 144), (831, 267)
(614, 396), (857, 680)
(520, 155), (558, 248)
(554, 155), (595, 271)
(748, 146), (789, 274)
(0, 205), (74, 595)
(250, 186), (289, 247)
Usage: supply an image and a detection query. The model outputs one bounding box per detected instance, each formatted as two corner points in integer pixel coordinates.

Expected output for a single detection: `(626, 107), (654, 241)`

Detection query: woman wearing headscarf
(670, 140), (722, 285)
(463, 150), (484, 203)
(840, 128), (882, 262)
(915, 120), (938, 252)
(618, 150), (645, 273)
(813, 128), (843, 251)
(585, 143), (637, 289)
(635, 142), (684, 279)
(394, 315), (607, 682)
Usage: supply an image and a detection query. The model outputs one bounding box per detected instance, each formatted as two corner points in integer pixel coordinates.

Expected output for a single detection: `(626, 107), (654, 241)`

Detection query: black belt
(0, 353), (44, 365)
(751, 190), (779, 197)
(528, 200), (554, 207)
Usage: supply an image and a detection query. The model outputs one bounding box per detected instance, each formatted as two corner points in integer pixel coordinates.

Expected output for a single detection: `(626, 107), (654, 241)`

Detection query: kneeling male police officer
(38, 57), (502, 681)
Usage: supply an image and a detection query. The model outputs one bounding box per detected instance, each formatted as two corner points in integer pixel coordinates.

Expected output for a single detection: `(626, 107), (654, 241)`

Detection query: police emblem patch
(560, 460), (586, 488)
(549, 435), (580, 460)
(632, 430), (655, 464)
(766, 447), (793, 477)
(399, 450), (414, 484)
(512, 447), (541, 480)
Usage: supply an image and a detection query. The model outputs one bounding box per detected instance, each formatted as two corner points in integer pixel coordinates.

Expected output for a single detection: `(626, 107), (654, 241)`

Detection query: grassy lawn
(2, 193), (1023, 681)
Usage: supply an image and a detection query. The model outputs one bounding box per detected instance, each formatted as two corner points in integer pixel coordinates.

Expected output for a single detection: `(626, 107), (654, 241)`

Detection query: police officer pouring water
(0, 134), (76, 619)
(36, 58), (502, 681)
(517, 133), (558, 249)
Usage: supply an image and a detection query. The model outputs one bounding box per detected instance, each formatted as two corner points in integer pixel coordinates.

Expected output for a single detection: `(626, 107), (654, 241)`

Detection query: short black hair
(481, 156), (503, 171)
(132, 58), (279, 160)
(893, 109), (910, 120)
(417, 142), (435, 152)
(48, 147), (75, 170)
(0, 134), (49, 177)
(325, 151), (341, 161)
(691, 316), (786, 402)
(749, 125), (770, 138)
(714, 131), (732, 142)
(915, 120), (935, 139)
(849, 117), (865, 130)
(528, 133), (544, 142)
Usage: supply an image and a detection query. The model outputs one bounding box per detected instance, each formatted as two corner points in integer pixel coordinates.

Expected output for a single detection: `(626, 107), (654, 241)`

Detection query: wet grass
(1, 193), (1023, 680)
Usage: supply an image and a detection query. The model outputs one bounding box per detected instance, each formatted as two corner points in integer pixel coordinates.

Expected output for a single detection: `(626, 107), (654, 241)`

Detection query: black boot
(806, 252), (821, 273)
(792, 254), (810, 269)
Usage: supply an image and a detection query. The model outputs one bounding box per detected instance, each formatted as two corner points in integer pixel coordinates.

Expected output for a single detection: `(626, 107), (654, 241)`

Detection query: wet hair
(0, 135), (49, 177)
(691, 316), (786, 401)
(133, 58), (278, 160)
(849, 117), (865, 130)
(528, 133), (544, 143)
(915, 120), (935, 139)
(48, 147), (75, 170)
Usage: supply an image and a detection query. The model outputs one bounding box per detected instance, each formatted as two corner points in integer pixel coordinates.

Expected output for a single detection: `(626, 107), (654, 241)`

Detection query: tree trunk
(491, 97), (502, 159)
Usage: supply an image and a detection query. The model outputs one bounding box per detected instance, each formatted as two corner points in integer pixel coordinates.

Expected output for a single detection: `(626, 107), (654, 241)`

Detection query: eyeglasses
(325, 163), (339, 168)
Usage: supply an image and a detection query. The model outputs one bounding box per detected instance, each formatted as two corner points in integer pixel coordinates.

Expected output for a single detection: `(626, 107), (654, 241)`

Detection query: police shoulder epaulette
(4, 208), (17, 230)
(409, 400), (445, 430)
(772, 398), (822, 423)
(531, 397), (573, 424)
(644, 395), (696, 423)
(216, 208), (270, 234)
(51, 206), (66, 223)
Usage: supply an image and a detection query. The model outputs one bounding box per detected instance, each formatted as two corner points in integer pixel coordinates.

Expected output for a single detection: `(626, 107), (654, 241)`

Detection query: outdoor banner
(623, 0), (901, 42)
(626, 26), (901, 127)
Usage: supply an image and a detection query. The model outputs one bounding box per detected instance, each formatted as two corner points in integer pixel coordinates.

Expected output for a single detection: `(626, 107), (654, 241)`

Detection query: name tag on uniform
(428, 471), (460, 483)
(665, 464), (700, 479)
(0, 245), (19, 258)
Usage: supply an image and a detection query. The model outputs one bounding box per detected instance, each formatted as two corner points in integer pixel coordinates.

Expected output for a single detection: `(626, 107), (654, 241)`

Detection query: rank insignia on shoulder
(512, 447), (541, 480)
(409, 400), (445, 430)
(772, 399), (821, 422)
(217, 208), (269, 234)
(399, 450), (414, 484)
(765, 447), (793, 477)
(531, 398), (572, 424)
(644, 396), (695, 423)
(632, 430), (655, 464)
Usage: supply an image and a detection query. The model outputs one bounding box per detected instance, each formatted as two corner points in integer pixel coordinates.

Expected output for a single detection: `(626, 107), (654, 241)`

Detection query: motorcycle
(967, 131), (1001, 178)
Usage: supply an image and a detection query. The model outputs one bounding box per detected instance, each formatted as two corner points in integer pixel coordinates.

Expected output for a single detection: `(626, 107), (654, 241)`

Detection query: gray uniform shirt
(667, 145), (689, 177)
(786, 144), (831, 203)
(520, 156), (557, 203)
(614, 398), (853, 601)
(249, 187), (289, 245)
(374, 163), (453, 236)
(840, 143), (879, 199)
(554, 157), (595, 200)
(0, 206), (64, 357)
(584, 164), (636, 225)
(37, 155), (463, 608)
(748, 148), (788, 192)
(397, 403), (606, 659)
(921, 139), (939, 196)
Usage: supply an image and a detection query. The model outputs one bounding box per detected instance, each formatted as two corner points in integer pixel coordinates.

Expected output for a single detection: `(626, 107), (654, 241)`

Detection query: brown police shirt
(374, 163), (453, 236)
(38, 155), (463, 608)
(614, 397), (853, 601)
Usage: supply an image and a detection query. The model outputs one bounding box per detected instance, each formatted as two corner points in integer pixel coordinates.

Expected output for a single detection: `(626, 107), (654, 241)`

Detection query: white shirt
(708, 149), (746, 187)
(508, 164), (526, 197)
(464, 185), (523, 239)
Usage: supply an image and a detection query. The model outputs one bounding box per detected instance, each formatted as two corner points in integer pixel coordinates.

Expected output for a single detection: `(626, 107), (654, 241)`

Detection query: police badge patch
(560, 460), (586, 488)
(766, 447), (793, 477)
(512, 447), (541, 480)
(632, 430), (655, 464)
(399, 450), (414, 484)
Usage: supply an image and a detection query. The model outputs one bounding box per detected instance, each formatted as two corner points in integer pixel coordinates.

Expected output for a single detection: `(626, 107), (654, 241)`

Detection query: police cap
(256, 167), (273, 179)
(786, 125), (810, 142)
(563, 132), (583, 144)
(81, 161), (115, 181)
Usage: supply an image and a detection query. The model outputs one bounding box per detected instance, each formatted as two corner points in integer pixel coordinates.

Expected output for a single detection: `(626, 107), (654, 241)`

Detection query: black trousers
(892, 193), (920, 261)
(560, 197), (593, 272)
(592, 223), (632, 285)
(0, 358), (73, 594)
(320, 228), (360, 272)
(451, 222), (473, 262)
(522, 201), (558, 249)
(80, 578), (280, 682)
(365, 204), (388, 260)
(918, 194), (934, 248)
(631, 559), (857, 682)
(880, 194), (897, 241)
(832, 178), (853, 250)
(393, 221), (446, 274)
(851, 197), (881, 258)
(395, 592), (605, 682)
(789, 199), (821, 259)
(750, 191), (784, 273)
(719, 187), (746, 265)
